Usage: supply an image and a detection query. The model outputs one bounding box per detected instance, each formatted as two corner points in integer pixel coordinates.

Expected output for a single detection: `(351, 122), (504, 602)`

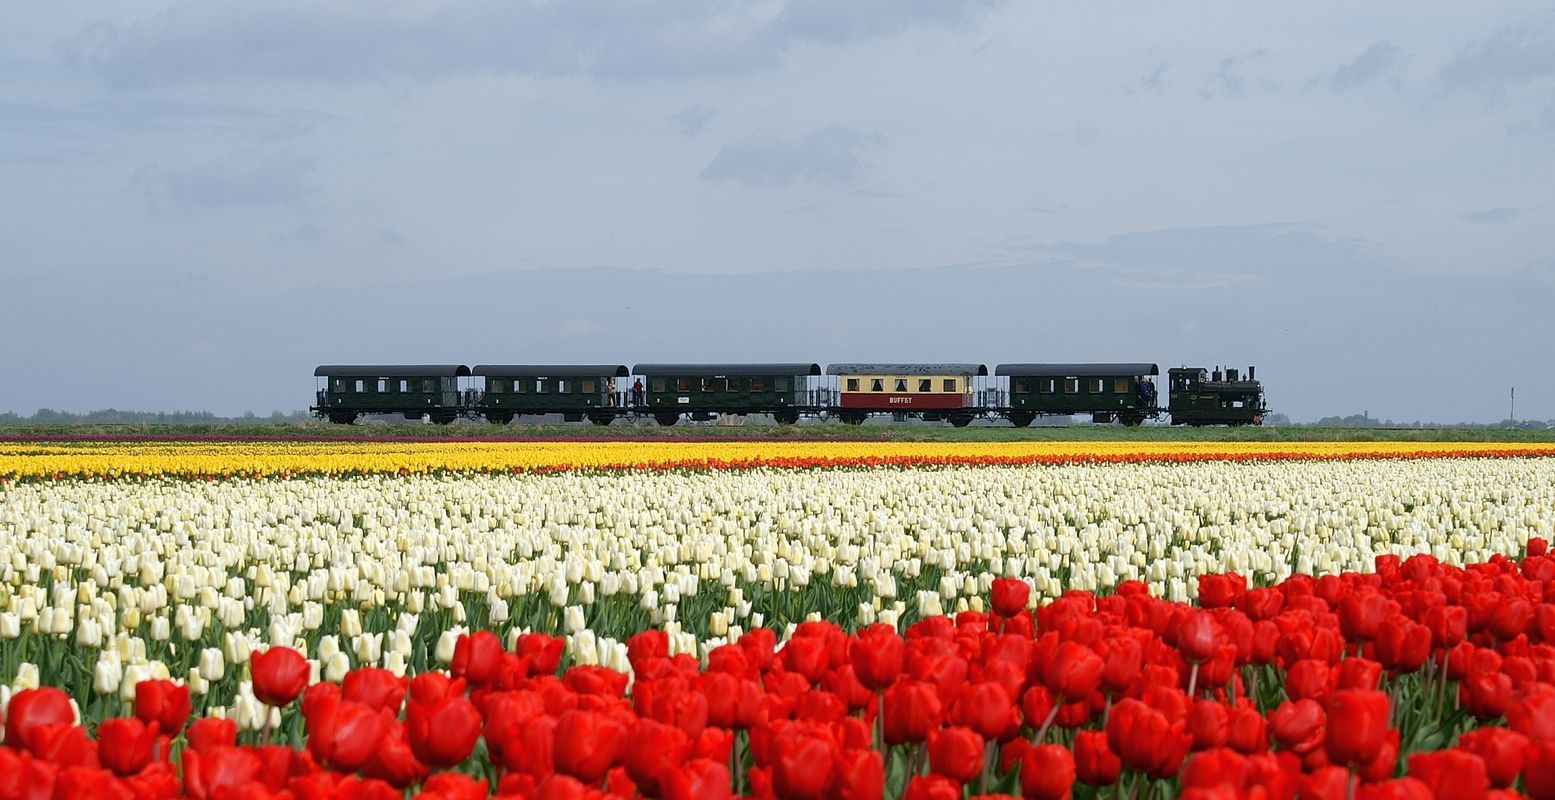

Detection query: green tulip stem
(1186, 662), (1200, 698)
(1033, 694), (1063, 745)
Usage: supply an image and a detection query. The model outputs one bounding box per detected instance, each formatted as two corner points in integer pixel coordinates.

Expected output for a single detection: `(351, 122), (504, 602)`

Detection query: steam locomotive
(311, 361), (1266, 427)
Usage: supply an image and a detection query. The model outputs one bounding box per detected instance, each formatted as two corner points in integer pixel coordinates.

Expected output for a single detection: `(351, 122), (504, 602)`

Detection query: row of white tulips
(1, 458), (1552, 726)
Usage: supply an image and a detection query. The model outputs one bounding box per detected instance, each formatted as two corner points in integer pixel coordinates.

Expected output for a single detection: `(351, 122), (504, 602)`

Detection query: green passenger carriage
(471, 365), (631, 425)
(996, 363), (1161, 427)
(631, 363), (823, 426)
(312, 365), (470, 425)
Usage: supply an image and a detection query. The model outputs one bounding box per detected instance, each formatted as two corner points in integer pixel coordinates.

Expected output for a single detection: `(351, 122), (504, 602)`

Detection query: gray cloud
(675, 105), (715, 136)
(1441, 23), (1555, 90)
(1460, 207), (1521, 224)
(699, 126), (883, 186)
(60, 1), (1001, 87)
(131, 150), (317, 210)
(1201, 50), (1269, 99)
(1330, 41), (1402, 91)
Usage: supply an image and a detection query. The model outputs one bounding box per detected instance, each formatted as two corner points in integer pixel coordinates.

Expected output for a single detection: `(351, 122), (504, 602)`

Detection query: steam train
(311, 361), (1266, 427)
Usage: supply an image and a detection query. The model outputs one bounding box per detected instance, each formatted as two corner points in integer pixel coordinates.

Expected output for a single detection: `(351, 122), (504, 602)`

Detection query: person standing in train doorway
(631, 378), (644, 407)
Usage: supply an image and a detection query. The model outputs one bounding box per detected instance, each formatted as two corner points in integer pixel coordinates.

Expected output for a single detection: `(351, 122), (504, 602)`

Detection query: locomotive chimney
(1248, 366), (1256, 381)
(1213, 368), (1222, 382)
(1227, 367), (1239, 382)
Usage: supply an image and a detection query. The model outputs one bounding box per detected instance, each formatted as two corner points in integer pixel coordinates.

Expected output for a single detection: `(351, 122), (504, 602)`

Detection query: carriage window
(333, 379), (346, 391)
(377, 379), (388, 392)
(871, 379), (884, 392)
(1115, 378), (1130, 394)
(725, 378), (741, 392)
(355, 380), (366, 393)
(581, 379), (597, 393)
(515, 380), (529, 394)
(943, 379), (957, 392)
(652, 378), (667, 392)
(750, 379), (766, 392)
(676, 378), (693, 392)
(918, 379), (932, 392)
(400, 379), (411, 392)
(557, 380), (570, 394)
(1090, 379), (1105, 393)
(894, 379), (908, 392)
(1064, 378), (1079, 394)
(1039, 379), (1055, 393)
(846, 379), (859, 392)
(775, 378), (790, 391)
(702, 378), (717, 392)
(488, 379), (503, 393)
(423, 379), (436, 393)
(1015, 379), (1031, 393)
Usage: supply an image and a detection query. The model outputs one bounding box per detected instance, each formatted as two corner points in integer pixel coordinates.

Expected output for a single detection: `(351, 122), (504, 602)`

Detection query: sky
(2, 2), (1553, 422)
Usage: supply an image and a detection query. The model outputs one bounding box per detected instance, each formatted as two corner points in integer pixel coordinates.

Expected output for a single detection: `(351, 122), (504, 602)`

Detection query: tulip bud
(564, 605), (586, 634)
(0, 612), (20, 639)
(323, 651), (351, 682)
(93, 653), (123, 695)
(198, 648), (226, 682)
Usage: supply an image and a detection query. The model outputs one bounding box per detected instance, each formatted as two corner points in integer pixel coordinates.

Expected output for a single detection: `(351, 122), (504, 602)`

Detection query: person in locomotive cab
(631, 378), (644, 406)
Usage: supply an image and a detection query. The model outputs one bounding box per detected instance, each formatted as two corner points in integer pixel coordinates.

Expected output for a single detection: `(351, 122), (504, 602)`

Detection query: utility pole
(1510, 387), (1515, 424)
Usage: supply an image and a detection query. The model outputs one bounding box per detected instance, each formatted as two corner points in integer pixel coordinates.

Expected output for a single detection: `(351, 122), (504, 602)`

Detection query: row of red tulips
(3, 539), (1555, 799)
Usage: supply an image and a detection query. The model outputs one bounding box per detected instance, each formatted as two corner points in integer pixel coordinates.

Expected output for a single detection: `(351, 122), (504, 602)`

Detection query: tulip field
(1, 441), (1555, 798)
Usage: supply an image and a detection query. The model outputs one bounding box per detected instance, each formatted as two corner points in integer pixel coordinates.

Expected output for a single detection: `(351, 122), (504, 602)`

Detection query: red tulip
(1178, 611), (1222, 664)
(1324, 690), (1390, 767)
(660, 757), (731, 800)
(450, 631), (505, 687)
(1525, 741), (1555, 800)
(186, 716), (238, 753)
(97, 717), (158, 776)
(363, 724), (429, 788)
(1508, 685), (1555, 741)
(883, 681), (942, 744)
(927, 726), (985, 784)
(1106, 698), (1191, 779)
(1357, 778), (1434, 800)
(1225, 703), (1268, 755)
(1187, 700), (1229, 751)
(1198, 574), (1246, 609)
(1099, 636), (1143, 694)
(1338, 592), (1393, 643)
(1267, 699), (1325, 756)
(1044, 642), (1103, 700)
(1285, 660), (1331, 701)
(553, 709), (629, 784)
(769, 724), (838, 799)
(419, 774), (491, 800)
(1407, 749), (1490, 800)
(405, 693), (482, 768)
(954, 682), (1019, 741)
(307, 697), (393, 772)
(1180, 747), (1249, 790)
(564, 665), (630, 698)
(1333, 658), (1383, 692)
(1457, 728), (1528, 789)
(1073, 730), (1121, 786)
(250, 647), (310, 707)
(624, 719), (691, 795)
(834, 748), (885, 800)
(516, 633), (567, 676)
(1425, 605), (1468, 649)
(1376, 617), (1431, 673)
(991, 578), (1030, 618)
(3, 688), (75, 756)
(903, 774), (963, 800)
(132, 679), (192, 735)
(850, 624), (905, 691)
(1460, 669), (1513, 719)
(182, 746), (262, 800)
(1019, 743), (1075, 800)
(342, 668), (408, 715)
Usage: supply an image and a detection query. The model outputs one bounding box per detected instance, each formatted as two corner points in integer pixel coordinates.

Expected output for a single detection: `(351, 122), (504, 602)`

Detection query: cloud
(1140, 63), (1169, 93)
(1329, 41), (1402, 91)
(699, 126), (883, 186)
(1460, 207), (1521, 224)
(60, 1), (1002, 87)
(1200, 50), (1269, 99)
(675, 105), (715, 136)
(1440, 23), (1555, 90)
(131, 150), (316, 210)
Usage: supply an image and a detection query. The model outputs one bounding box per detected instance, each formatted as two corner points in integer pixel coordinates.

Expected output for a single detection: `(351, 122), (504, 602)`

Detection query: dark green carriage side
(312, 365), (470, 424)
(472, 365), (630, 425)
(1168, 366), (1267, 426)
(996, 363), (1160, 426)
(631, 363), (823, 425)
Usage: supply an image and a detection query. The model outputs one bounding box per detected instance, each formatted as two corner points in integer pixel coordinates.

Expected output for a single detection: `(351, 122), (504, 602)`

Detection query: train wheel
(774, 410), (800, 425)
(1121, 413), (1144, 427)
(430, 411), (457, 425)
(949, 412), (973, 428)
(486, 413), (514, 425)
(327, 411), (356, 425)
(589, 412), (614, 426)
(1007, 412), (1035, 428)
(654, 413), (679, 427)
(840, 411), (866, 426)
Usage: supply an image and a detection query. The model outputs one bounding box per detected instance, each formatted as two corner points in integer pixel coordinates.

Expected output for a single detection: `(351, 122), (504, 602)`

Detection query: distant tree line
(0, 409), (311, 424)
